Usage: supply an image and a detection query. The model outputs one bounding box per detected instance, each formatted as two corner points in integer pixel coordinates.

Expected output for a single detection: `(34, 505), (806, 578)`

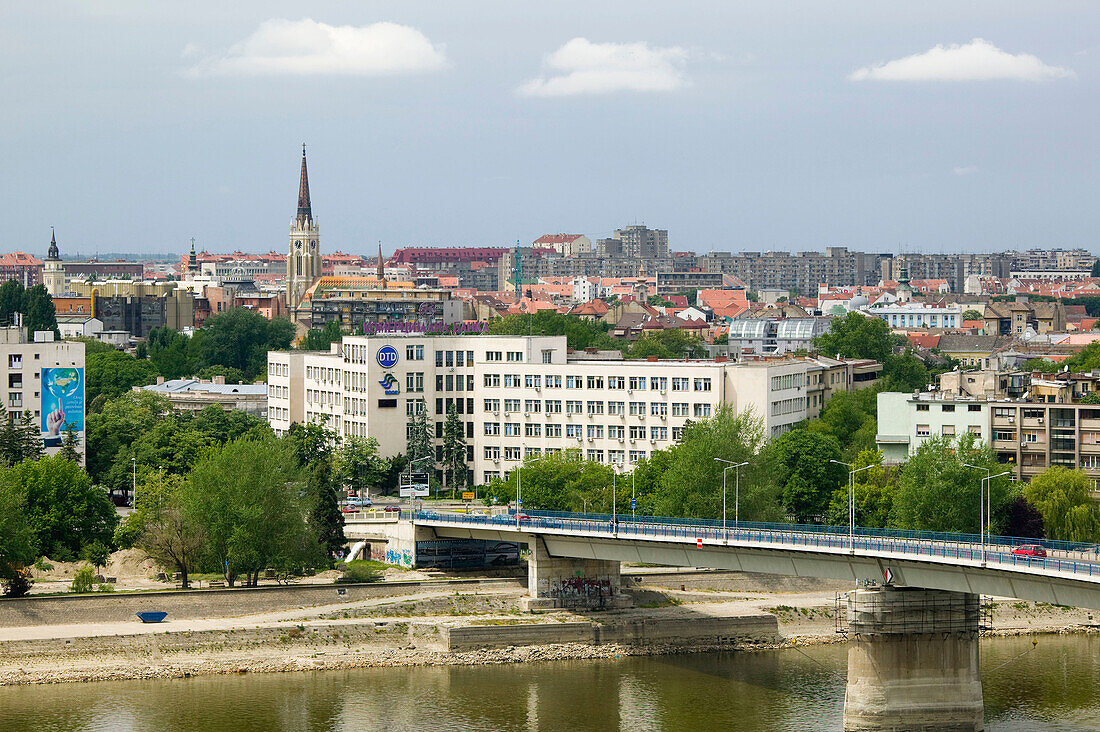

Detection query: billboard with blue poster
(40, 367), (84, 448)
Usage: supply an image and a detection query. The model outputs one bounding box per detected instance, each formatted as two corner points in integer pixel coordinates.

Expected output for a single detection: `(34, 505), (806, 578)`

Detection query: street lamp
(830, 460), (873, 551)
(715, 459), (749, 529)
(964, 464), (1010, 563)
(131, 457), (136, 508)
(516, 457), (540, 528)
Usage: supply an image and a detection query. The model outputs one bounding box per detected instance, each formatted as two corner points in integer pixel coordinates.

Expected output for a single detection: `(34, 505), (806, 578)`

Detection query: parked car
(1012, 544), (1047, 558)
(383, 505), (401, 513)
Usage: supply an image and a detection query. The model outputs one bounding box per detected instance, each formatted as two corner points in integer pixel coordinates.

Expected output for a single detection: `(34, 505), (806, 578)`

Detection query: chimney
(157, 376), (165, 385)
(213, 375), (226, 385)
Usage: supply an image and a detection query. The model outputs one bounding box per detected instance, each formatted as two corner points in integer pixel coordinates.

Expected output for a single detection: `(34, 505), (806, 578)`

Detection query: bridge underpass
(348, 511), (1100, 731)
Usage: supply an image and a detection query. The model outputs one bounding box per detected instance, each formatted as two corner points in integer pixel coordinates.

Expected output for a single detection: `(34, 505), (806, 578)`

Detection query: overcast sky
(2, 2), (1096, 258)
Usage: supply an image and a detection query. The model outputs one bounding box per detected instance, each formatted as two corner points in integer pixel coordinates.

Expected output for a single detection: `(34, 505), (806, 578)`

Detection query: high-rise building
(286, 145), (322, 310)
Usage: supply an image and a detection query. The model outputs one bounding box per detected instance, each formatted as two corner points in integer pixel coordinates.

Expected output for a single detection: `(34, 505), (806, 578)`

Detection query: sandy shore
(2, 580), (1097, 686)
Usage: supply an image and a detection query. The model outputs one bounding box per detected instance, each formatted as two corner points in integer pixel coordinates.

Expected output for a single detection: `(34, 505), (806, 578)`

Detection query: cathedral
(286, 145), (322, 310)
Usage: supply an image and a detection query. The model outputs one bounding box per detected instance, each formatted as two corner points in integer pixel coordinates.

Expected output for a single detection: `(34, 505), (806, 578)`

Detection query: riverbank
(3, 574), (1098, 686)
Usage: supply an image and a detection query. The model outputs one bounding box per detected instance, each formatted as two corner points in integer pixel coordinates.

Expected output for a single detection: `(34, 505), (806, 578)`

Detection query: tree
(405, 408), (433, 466)
(300, 319), (344, 352)
(85, 391), (171, 485)
(0, 408), (44, 467)
(196, 308), (295, 380)
(86, 350), (160, 402)
(1, 456), (117, 561)
(626, 329), (706, 359)
(1001, 496), (1045, 540)
(768, 428), (846, 523)
(814, 312), (895, 364)
(59, 423), (82, 465)
(482, 449), (615, 512)
(881, 352), (931, 392)
(79, 540), (110, 572)
(146, 327), (195, 380)
(305, 461), (346, 564)
(1022, 467), (1100, 543)
(824, 450), (897, 528)
(812, 388), (878, 458)
(0, 477), (35, 596)
(651, 407), (782, 522)
(333, 436), (388, 497)
(20, 284), (58, 339)
(286, 419), (336, 467)
(1092, 260), (1100, 278)
(486, 311), (619, 351)
(441, 402), (468, 492)
(891, 434), (1015, 534)
(962, 309), (984, 322)
(0, 279), (23, 325)
(139, 505), (205, 589)
(181, 436), (312, 586)
(194, 364), (247, 384)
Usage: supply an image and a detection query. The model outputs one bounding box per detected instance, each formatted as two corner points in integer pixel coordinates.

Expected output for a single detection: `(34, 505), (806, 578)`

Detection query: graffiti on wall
(550, 577), (612, 609)
(385, 548), (413, 567)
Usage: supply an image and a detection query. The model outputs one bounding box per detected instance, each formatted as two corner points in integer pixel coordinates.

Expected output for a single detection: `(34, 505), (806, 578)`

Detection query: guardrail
(412, 511), (1100, 582)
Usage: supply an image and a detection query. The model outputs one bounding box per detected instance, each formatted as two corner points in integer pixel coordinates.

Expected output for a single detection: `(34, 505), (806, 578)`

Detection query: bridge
(346, 510), (1100, 731)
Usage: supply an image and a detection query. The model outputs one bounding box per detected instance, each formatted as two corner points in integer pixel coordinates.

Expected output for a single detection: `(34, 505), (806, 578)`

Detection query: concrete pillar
(844, 586), (984, 732)
(521, 536), (628, 611)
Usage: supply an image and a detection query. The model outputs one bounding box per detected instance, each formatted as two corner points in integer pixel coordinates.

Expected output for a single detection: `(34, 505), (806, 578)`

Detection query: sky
(2, 2), (1097, 258)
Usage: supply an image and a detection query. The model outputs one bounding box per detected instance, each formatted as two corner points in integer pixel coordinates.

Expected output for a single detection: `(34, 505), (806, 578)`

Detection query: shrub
(70, 565), (96, 593)
(2, 570), (33, 598)
(336, 561), (383, 584)
(95, 583), (115, 593)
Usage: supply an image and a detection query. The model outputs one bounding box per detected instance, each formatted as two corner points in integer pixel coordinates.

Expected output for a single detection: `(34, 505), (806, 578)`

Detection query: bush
(95, 582), (115, 593)
(336, 561), (383, 584)
(2, 570), (33, 598)
(70, 565), (96, 593)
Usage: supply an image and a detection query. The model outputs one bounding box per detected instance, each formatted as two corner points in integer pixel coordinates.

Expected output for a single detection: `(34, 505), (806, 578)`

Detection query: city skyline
(2, 2), (1097, 257)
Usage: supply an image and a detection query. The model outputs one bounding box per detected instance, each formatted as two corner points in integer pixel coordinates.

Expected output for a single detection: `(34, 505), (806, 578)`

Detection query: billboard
(41, 367), (84, 447)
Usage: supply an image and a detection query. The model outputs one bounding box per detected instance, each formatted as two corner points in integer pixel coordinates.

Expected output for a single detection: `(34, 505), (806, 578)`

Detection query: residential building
(0, 251), (43, 287)
(866, 301), (962, 330)
(597, 226), (669, 260)
(532, 234), (592, 257)
(655, 271), (732, 295)
(137, 376), (267, 418)
(267, 335), (813, 484)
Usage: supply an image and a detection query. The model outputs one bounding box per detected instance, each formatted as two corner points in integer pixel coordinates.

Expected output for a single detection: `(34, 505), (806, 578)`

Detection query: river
(2, 635), (1098, 731)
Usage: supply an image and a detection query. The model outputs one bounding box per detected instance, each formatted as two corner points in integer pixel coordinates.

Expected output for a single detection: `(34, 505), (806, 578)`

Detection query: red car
(1012, 544), (1047, 558)
(383, 505), (402, 513)
(515, 513), (532, 523)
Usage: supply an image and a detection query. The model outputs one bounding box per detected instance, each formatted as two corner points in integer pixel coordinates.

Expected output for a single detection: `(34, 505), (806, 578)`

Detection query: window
(608, 376), (626, 390)
(405, 344), (424, 361)
(651, 402), (667, 417)
(916, 424), (930, 437)
(651, 426), (668, 440)
(504, 399), (521, 412)
(650, 377), (667, 391)
(629, 450), (647, 462)
(504, 374), (521, 388)
(445, 375), (453, 391)
(504, 422), (521, 436)
(993, 430), (1016, 442)
(694, 378), (712, 392)
(405, 399), (425, 417)
(672, 402), (689, 416)
(672, 426), (683, 440)
(484, 374), (500, 388)
(546, 375), (562, 388)
(405, 372), (424, 393)
(968, 404), (981, 412)
(525, 423), (542, 437)
(629, 376), (647, 391)
(609, 450), (625, 465)
(566, 424), (583, 438)
(8, 354), (21, 368)
(608, 401), (625, 416)
(629, 401), (646, 416)
(566, 375), (583, 389)
(507, 351), (523, 362)
(586, 449), (605, 463)
(968, 425), (982, 435)
(542, 350), (553, 364)
(484, 398), (500, 412)
(545, 423), (561, 437)
(483, 471), (500, 483)
(436, 375), (445, 391)
(916, 404), (930, 412)
(629, 425), (646, 439)
(525, 447), (542, 458)
(994, 407), (1015, 420)
(672, 377), (689, 391)
(693, 403), (712, 418)
(587, 376), (604, 389)
(587, 425), (604, 439)
(586, 401), (604, 415)
(525, 374), (542, 388)
(455, 351), (464, 367)
(566, 400), (583, 414)
(484, 422), (500, 436)
(486, 351), (502, 362)
(484, 446), (500, 460)
(435, 350), (444, 367)
(942, 425), (955, 436)
(503, 446), (521, 461)
(525, 399), (541, 413)
(445, 351), (454, 367)
(608, 425), (625, 439)
(770, 373), (803, 391)
(546, 399), (562, 414)
(941, 404), (955, 413)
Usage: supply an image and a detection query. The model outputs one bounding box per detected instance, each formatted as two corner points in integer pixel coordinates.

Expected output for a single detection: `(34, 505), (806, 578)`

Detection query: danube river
(2, 635), (1098, 731)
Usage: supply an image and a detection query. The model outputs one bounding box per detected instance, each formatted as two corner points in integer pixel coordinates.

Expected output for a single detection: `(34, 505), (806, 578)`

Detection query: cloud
(850, 38), (1073, 82)
(952, 165), (979, 176)
(518, 38), (689, 97)
(185, 18), (446, 77)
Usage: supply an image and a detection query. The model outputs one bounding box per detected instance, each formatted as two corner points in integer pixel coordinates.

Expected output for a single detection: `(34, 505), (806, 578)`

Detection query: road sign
(462, 492), (475, 501)
(399, 484), (429, 498)
(883, 568), (895, 585)
(630, 498), (637, 511)
(696, 537), (703, 548)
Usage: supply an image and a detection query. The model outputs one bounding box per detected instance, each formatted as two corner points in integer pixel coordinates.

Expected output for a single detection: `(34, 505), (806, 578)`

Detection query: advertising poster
(41, 367), (84, 447)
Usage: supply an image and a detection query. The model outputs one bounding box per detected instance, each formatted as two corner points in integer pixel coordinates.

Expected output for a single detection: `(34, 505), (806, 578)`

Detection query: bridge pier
(844, 586), (983, 732)
(521, 536), (630, 611)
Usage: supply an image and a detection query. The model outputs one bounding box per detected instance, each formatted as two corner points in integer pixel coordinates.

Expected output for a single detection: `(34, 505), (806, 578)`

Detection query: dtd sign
(376, 345), (399, 369)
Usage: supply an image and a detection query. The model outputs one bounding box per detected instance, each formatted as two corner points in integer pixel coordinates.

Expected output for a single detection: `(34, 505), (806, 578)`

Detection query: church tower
(44, 227), (65, 297)
(287, 144), (321, 310)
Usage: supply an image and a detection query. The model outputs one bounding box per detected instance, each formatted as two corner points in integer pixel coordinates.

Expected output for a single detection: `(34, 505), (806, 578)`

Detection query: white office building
(268, 335), (810, 485)
(865, 302), (962, 330)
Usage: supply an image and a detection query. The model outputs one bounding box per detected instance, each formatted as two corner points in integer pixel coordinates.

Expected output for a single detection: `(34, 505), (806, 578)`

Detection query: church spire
(296, 143), (312, 225)
(47, 227), (59, 261)
(377, 241), (387, 289)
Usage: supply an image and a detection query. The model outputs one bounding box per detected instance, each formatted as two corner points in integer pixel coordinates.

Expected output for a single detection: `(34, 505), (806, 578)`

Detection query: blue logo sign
(379, 373), (401, 396)
(376, 345), (399, 369)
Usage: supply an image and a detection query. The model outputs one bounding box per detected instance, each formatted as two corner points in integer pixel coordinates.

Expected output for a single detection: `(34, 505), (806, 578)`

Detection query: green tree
(881, 352), (931, 392)
(0, 408), (44, 467)
(1022, 467), (1100, 543)
(812, 388), (879, 458)
(814, 312), (895, 364)
(299, 319), (344, 352)
(85, 391), (171, 485)
(626, 329), (706, 359)
(194, 364), (248, 384)
(79, 540), (109, 572)
(146, 327), (195, 380)
(482, 450), (615, 512)
(0, 456), (117, 561)
(891, 434), (1014, 534)
(824, 450), (897, 528)
(767, 428), (846, 523)
(65, 336), (117, 355)
(20, 284), (58, 339)
(441, 402), (468, 492)
(333, 436), (388, 497)
(181, 436), (313, 586)
(86, 350), (160, 402)
(486, 311), (619, 351)
(59, 423), (82, 464)
(0, 477), (35, 596)
(286, 419), (336, 467)
(962, 309), (984, 321)
(139, 502), (205, 589)
(1092, 260), (1100, 278)
(196, 308), (295, 379)
(305, 461), (346, 564)
(405, 409), (433, 466)
(0, 280), (23, 325)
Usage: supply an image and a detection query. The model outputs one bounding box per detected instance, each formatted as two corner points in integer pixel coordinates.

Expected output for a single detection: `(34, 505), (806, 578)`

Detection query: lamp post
(516, 457), (540, 528)
(715, 459), (749, 529)
(131, 457), (136, 508)
(631, 471), (636, 519)
(965, 463), (1010, 563)
(830, 460), (873, 551)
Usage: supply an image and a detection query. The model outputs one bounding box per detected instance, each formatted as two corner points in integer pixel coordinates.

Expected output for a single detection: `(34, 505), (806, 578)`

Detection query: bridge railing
(412, 511), (1100, 581)
(512, 510), (1100, 556)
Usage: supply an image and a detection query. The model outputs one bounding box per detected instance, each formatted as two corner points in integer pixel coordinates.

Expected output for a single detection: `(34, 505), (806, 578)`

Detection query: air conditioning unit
(629, 438), (636, 444)
(628, 389), (633, 394)
(660, 389), (667, 395)
(660, 414), (666, 421)
(650, 439), (657, 444)
(618, 437), (624, 443)
(524, 412), (530, 417)
(535, 386), (541, 392)
(493, 410), (499, 416)
(575, 436), (583, 442)
(1037, 417), (1044, 424)
(639, 414), (646, 421)
(493, 458), (500, 464)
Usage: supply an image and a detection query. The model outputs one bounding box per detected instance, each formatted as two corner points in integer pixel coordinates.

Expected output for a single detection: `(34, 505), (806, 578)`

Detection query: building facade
(268, 335), (812, 485)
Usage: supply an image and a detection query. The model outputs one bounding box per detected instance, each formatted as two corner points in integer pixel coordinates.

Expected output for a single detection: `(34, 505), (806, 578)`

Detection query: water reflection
(0, 636), (1097, 731)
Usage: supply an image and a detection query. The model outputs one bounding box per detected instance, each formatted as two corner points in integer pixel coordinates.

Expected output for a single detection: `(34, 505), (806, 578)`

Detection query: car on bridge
(1012, 544), (1047, 558)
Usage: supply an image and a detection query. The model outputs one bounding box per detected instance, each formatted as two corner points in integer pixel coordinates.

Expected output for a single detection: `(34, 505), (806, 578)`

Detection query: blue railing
(411, 510), (1100, 581)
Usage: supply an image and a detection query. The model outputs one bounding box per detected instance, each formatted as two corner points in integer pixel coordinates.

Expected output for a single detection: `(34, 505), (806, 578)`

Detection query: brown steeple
(296, 143), (312, 225)
(47, 227), (59, 261)
(377, 241), (386, 289)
